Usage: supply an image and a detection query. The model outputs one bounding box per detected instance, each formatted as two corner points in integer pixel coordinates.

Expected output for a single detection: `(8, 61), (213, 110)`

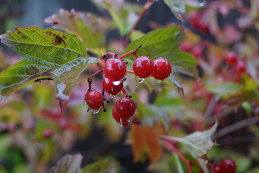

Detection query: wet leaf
(0, 26), (98, 104)
(131, 125), (162, 164)
(45, 9), (106, 49)
(49, 154), (83, 173)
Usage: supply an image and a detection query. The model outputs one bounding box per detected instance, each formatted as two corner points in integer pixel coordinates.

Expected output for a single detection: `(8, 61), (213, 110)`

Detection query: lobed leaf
(0, 26), (98, 103)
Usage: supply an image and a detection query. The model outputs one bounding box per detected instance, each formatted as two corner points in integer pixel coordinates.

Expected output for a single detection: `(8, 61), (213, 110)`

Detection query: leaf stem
(88, 69), (104, 80)
(126, 70), (135, 74)
(119, 45), (142, 59)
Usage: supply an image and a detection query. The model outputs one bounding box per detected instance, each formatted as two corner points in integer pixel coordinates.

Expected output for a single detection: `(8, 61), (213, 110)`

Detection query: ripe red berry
(84, 90), (103, 110)
(220, 159), (236, 173)
(133, 56), (154, 78)
(225, 52), (238, 66)
(112, 107), (130, 126)
(189, 12), (210, 34)
(102, 77), (123, 95)
(235, 60), (246, 73)
(210, 159), (236, 173)
(115, 97), (136, 119)
(43, 129), (53, 138)
(103, 58), (127, 81)
(151, 57), (172, 80)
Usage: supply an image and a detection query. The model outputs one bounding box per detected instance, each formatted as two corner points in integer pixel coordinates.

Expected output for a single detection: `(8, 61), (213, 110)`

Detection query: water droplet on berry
(91, 109), (100, 114)
(109, 94), (116, 99)
(112, 80), (121, 86)
(135, 76), (144, 83)
(155, 79), (162, 84)
(127, 119), (131, 123)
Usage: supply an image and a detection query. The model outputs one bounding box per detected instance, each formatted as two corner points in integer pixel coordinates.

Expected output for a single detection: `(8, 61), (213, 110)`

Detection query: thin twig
(127, 0), (155, 38)
(214, 116), (259, 139)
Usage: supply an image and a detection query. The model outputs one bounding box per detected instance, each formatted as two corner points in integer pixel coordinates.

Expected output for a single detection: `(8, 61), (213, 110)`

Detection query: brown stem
(127, 0), (155, 38)
(88, 69), (104, 80)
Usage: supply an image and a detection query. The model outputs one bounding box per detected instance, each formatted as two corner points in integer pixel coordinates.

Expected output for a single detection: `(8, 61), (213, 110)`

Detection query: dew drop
(155, 79), (162, 84)
(112, 80), (121, 86)
(135, 76), (144, 83)
(91, 109), (100, 114)
(119, 119), (123, 127)
(109, 94), (116, 99)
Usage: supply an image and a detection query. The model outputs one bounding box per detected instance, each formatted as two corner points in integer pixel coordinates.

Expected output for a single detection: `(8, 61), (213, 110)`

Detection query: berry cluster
(224, 51), (247, 82)
(84, 45), (172, 126)
(225, 51), (246, 74)
(210, 159), (236, 173)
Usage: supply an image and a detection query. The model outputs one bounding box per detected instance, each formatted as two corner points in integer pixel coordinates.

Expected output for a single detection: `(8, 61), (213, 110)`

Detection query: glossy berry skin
(84, 90), (103, 110)
(102, 77), (123, 95)
(112, 107), (130, 126)
(151, 57), (172, 80)
(133, 56), (154, 78)
(210, 159), (236, 173)
(115, 97), (136, 119)
(103, 58), (127, 81)
(235, 60), (246, 73)
(225, 52), (238, 66)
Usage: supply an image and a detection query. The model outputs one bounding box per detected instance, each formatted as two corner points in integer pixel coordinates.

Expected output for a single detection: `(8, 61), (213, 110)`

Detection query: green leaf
(49, 154), (83, 173)
(207, 82), (242, 99)
(45, 9), (106, 49)
(164, 50), (198, 78)
(83, 159), (117, 173)
(174, 154), (184, 173)
(0, 26), (98, 99)
(124, 26), (183, 58)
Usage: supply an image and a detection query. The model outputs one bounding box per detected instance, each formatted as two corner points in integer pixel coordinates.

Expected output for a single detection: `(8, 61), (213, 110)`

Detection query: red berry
(151, 57), (172, 80)
(102, 77), (123, 95)
(189, 12), (209, 34)
(225, 52), (238, 66)
(210, 159), (236, 173)
(112, 107), (121, 123)
(133, 56), (154, 78)
(235, 60), (246, 73)
(103, 58), (126, 81)
(84, 90), (103, 110)
(220, 159), (236, 173)
(112, 107), (130, 126)
(115, 97), (136, 119)
(180, 42), (193, 52)
(43, 129), (53, 138)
